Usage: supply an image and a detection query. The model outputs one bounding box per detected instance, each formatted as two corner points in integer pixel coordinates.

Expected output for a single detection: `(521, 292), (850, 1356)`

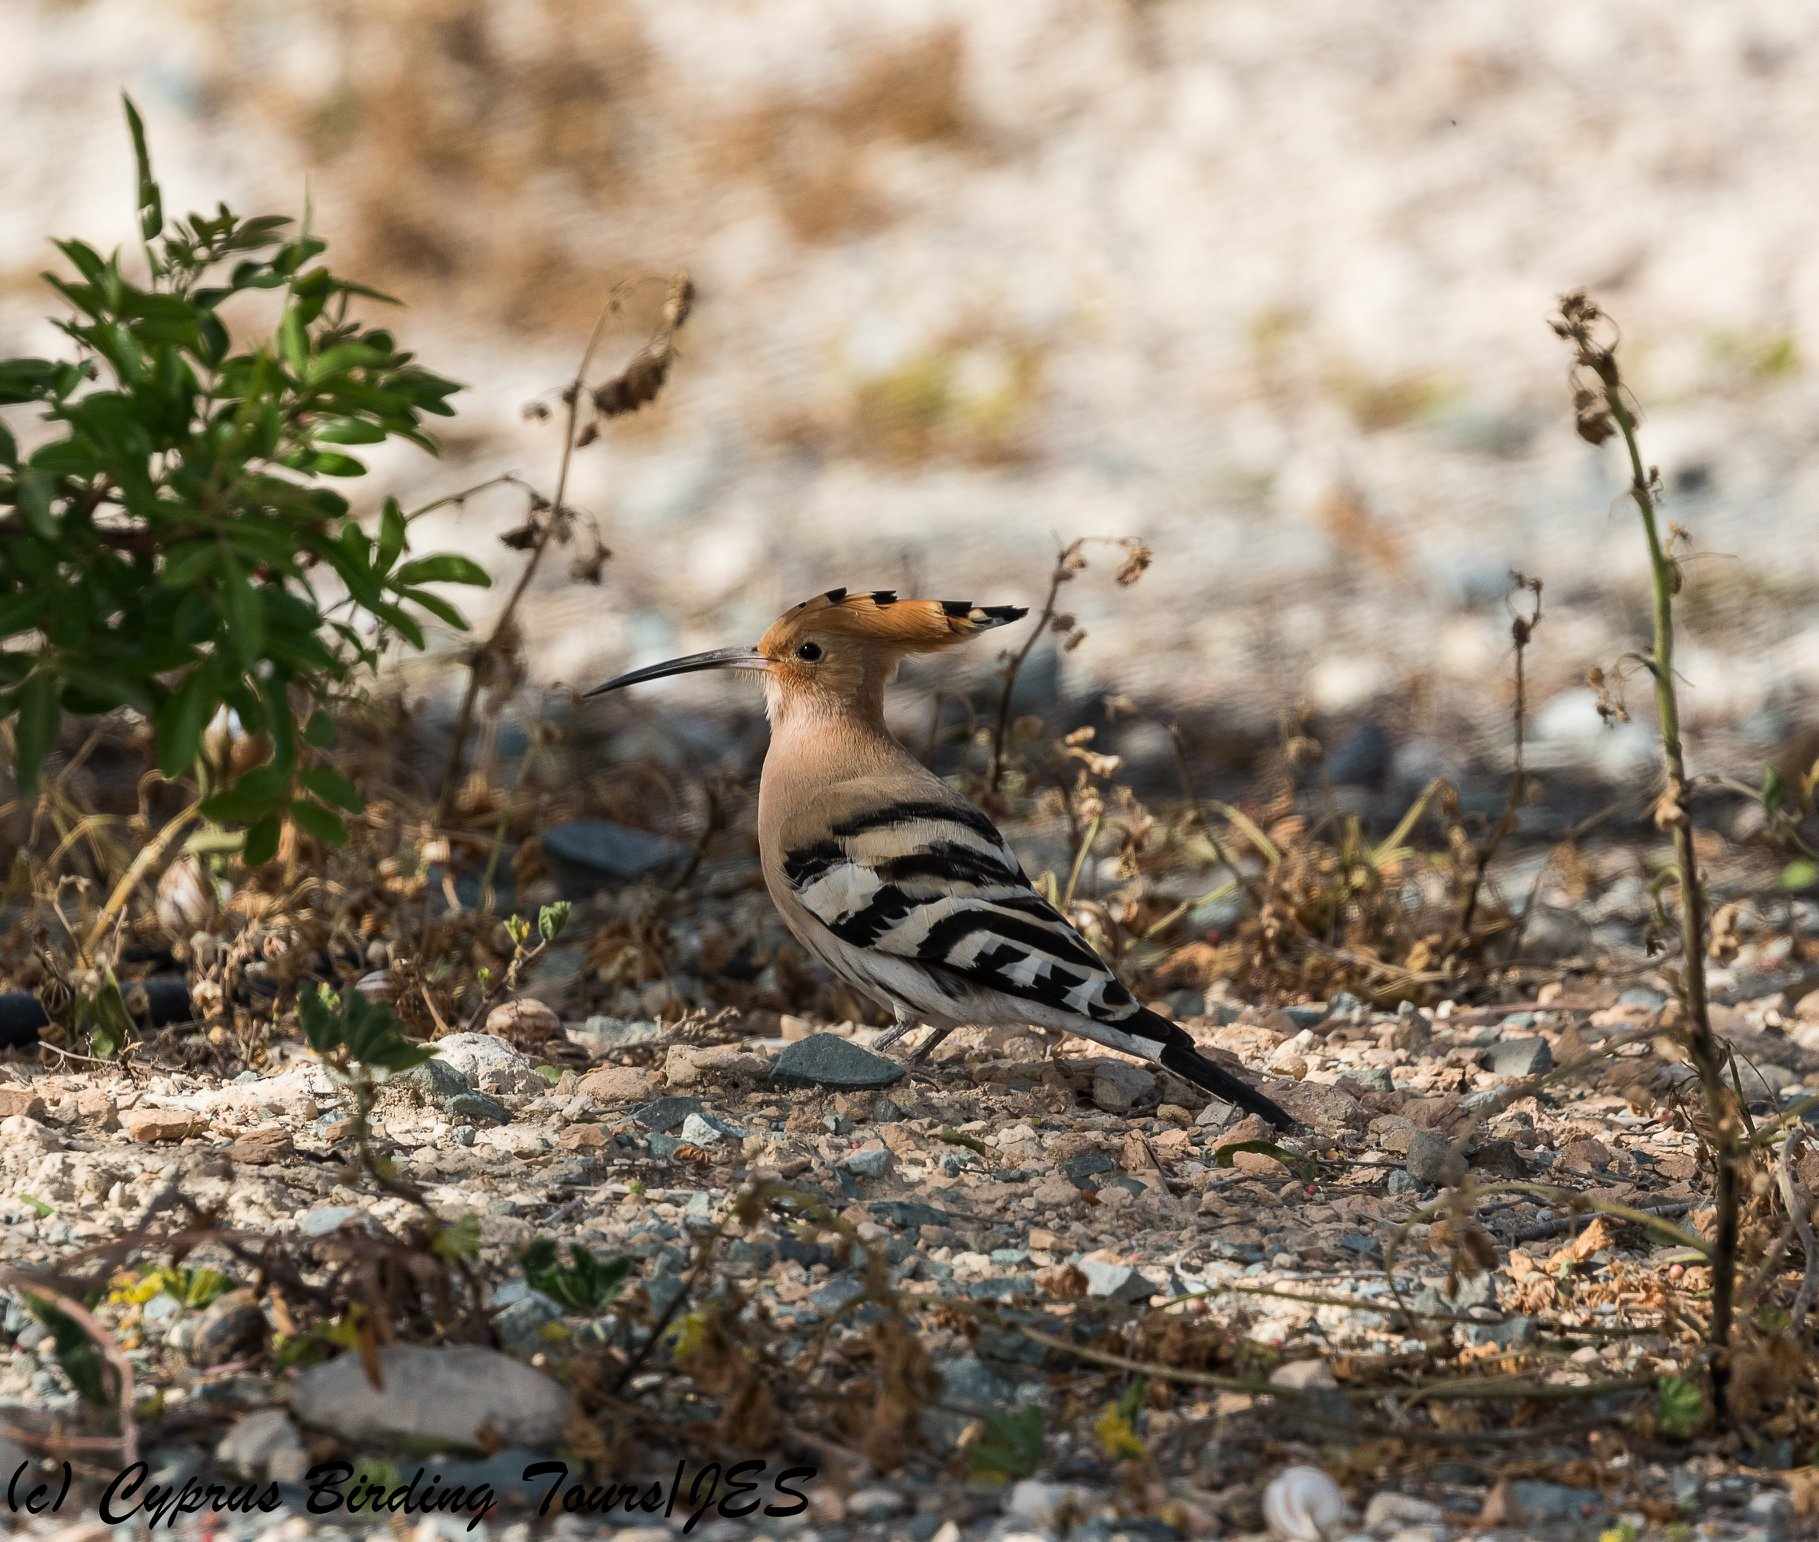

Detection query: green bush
(0, 97), (488, 861)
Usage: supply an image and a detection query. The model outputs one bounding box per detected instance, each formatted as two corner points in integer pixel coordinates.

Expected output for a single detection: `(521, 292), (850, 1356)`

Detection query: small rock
(1091, 1061), (1156, 1113)
(1559, 1136), (1612, 1173)
(679, 1112), (736, 1146)
(631, 1096), (703, 1131)
(1077, 1252), (1154, 1303)
(120, 1107), (204, 1143)
(431, 1033), (546, 1096)
(0, 1114), (59, 1150)
(1405, 1131), (1464, 1189)
(1489, 1037), (1553, 1078)
(0, 1088), (48, 1121)
(1363, 1492), (1446, 1528)
(189, 1290), (269, 1368)
(1506, 1480), (1598, 1522)
(568, 1016), (666, 1053)
(577, 1065), (658, 1104)
(490, 1281), (565, 1357)
(297, 1205), (362, 1238)
(485, 998), (561, 1045)
(400, 1057), (471, 1104)
(215, 1409), (308, 1484)
(1270, 1359), (1338, 1391)
(556, 1124), (610, 1150)
(448, 1091), (510, 1126)
(1616, 987), (1667, 1013)
(225, 1126), (293, 1166)
(291, 1345), (573, 1448)
(841, 1145), (894, 1180)
(541, 820), (688, 892)
(846, 1487), (909, 1520)
(1262, 1465), (1346, 1541)
(771, 1033), (906, 1090)
(1284, 1003), (1330, 1029)
(1004, 1480), (1088, 1529)
(1062, 1150), (1119, 1187)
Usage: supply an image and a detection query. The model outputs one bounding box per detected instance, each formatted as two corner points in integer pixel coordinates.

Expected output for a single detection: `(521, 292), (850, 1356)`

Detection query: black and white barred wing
(780, 798), (1151, 1037)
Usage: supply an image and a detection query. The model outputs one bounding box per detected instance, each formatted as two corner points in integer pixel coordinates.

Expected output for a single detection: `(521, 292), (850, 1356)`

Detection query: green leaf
(396, 586), (470, 632)
(311, 416), (386, 446)
(289, 800), (348, 847)
(1781, 859), (1818, 892)
(302, 711), (336, 749)
(376, 497), (406, 574)
(15, 671), (60, 795)
(15, 468), (57, 540)
(393, 554), (491, 588)
(968, 1408), (1045, 1482)
(242, 813), (281, 867)
(217, 549), (265, 669)
(122, 95), (164, 242)
(154, 667), (216, 778)
(278, 304), (308, 376)
(522, 1240), (633, 1314)
(299, 765), (363, 813)
(538, 901), (571, 943)
(1656, 1375), (1706, 1439)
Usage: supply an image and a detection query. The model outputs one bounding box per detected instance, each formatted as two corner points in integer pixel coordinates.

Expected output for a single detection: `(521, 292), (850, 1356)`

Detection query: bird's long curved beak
(585, 646), (772, 696)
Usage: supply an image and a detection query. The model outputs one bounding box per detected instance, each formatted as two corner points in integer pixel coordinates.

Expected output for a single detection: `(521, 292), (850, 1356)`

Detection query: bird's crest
(760, 588), (1027, 656)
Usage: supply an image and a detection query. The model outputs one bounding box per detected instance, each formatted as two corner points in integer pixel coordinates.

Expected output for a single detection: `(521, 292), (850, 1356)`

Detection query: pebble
(429, 1032), (546, 1096)
(576, 1065), (657, 1103)
(770, 1033), (906, 1089)
(1488, 1037), (1553, 1078)
(119, 1106), (203, 1143)
(1404, 1131), (1464, 1189)
(215, 1408), (308, 1483)
(1091, 1062), (1156, 1113)
(291, 1344), (573, 1448)
(841, 1145), (894, 1179)
(1363, 1492), (1445, 1529)
(297, 1205), (362, 1237)
(1076, 1252), (1154, 1303)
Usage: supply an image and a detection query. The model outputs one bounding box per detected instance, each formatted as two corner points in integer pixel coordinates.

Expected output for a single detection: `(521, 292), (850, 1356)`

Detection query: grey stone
(937, 1354), (1017, 1412)
(679, 1113), (731, 1146)
(846, 1487), (909, 1519)
(215, 1408), (308, 1484)
(1405, 1132), (1462, 1189)
(431, 1033), (546, 1096)
(140, 1294), (183, 1332)
(770, 1034), (906, 1090)
(1063, 1150), (1119, 1187)
(542, 820), (688, 894)
(1005, 1480), (1090, 1529)
(490, 1282), (564, 1357)
(841, 1147), (894, 1180)
(448, 1091), (510, 1126)
(1077, 1255), (1154, 1303)
(1489, 1037), (1553, 1078)
(567, 1016), (666, 1054)
(1617, 987), (1667, 1012)
(291, 1345), (573, 1449)
(400, 1057), (471, 1103)
(1507, 1480), (1600, 1523)
(1328, 990), (1366, 1018)
(1091, 1061), (1156, 1113)
(1363, 1492), (1445, 1529)
(297, 1205), (360, 1238)
(634, 1096), (705, 1132)
(1284, 1003), (1330, 1029)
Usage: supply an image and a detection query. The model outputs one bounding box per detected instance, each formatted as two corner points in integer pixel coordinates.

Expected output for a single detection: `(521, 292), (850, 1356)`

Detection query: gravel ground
(4, 903), (1818, 1538)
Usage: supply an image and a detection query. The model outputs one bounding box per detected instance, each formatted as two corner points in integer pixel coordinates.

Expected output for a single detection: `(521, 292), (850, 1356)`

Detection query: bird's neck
(760, 686), (921, 798)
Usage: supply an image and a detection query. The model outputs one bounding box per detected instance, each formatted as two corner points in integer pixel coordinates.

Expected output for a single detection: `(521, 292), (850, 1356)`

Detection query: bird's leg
(906, 1024), (960, 1064)
(871, 1005), (921, 1053)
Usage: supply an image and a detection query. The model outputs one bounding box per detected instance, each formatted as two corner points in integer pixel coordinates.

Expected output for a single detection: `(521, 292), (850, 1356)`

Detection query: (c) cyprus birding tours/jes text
(587, 586), (1297, 1131)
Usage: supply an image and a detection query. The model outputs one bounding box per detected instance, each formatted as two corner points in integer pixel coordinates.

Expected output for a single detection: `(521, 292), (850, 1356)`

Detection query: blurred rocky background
(5, 0), (1817, 820)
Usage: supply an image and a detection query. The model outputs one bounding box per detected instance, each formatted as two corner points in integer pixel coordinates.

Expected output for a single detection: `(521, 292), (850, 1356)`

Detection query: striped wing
(781, 798), (1145, 1030)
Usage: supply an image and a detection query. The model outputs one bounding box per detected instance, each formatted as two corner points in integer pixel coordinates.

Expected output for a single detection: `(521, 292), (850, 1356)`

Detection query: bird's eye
(795, 641), (823, 662)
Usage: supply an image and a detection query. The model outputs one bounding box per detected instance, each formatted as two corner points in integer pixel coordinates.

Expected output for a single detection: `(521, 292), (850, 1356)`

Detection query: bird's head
(586, 587), (1028, 720)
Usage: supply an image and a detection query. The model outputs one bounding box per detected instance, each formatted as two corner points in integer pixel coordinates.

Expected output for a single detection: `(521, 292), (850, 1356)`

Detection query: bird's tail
(1140, 1011), (1298, 1131)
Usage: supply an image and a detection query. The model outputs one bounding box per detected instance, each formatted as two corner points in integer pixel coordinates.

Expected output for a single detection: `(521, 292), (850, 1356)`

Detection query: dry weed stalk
(435, 273), (694, 822)
(1552, 291), (1742, 1419)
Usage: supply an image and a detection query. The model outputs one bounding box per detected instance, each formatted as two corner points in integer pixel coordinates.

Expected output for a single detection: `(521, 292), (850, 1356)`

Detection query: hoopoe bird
(588, 588), (1295, 1130)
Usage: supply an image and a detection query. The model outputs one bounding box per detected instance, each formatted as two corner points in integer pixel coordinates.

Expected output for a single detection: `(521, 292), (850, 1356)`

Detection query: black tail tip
(1158, 1038), (1299, 1132)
